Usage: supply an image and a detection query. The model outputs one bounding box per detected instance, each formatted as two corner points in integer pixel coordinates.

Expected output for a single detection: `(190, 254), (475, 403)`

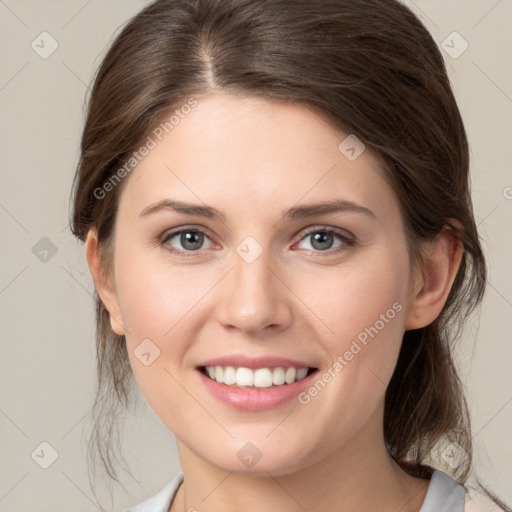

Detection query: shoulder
(420, 470), (467, 511)
(119, 470), (507, 512)
(421, 470), (505, 512)
(122, 472), (184, 512)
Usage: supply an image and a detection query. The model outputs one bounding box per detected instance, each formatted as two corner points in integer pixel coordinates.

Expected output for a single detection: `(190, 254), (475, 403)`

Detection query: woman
(70, 0), (511, 510)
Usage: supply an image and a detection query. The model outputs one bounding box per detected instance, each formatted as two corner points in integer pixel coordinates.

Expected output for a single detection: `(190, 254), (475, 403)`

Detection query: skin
(86, 93), (462, 512)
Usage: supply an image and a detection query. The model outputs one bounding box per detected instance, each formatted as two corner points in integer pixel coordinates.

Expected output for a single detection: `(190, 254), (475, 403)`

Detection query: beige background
(0, 1), (511, 510)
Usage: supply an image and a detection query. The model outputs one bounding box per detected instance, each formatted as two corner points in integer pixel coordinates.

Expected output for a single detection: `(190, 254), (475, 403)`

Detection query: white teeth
(296, 368), (308, 380)
(272, 367), (286, 385)
(235, 367), (253, 386)
(253, 368), (273, 388)
(203, 365), (312, 387)
(285, 367), (296, 384)
(223, 366), (236, 385)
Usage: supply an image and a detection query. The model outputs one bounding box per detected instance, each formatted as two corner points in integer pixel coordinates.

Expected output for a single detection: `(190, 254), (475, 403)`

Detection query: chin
(199, 437), (318, 477)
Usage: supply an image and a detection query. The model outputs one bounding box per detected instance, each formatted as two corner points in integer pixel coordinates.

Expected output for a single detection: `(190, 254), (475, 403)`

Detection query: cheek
(296, 247), (408, 344)
(275, 251), (410, 457)
(291, 246), (410, 404)
(112, 241), (221, 404)
(112, 244), (211, 415)
(113, 239), (204, 339)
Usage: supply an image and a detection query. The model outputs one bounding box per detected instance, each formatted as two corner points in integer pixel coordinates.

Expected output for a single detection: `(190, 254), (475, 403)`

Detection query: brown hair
(70, 0), (510, 508)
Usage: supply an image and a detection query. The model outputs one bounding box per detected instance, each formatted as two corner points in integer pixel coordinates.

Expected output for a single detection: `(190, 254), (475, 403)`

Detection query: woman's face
(102, 93), (417, 474)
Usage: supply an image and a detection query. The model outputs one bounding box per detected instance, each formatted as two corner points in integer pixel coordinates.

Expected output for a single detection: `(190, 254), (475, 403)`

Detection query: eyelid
(161, 224), (216, 241)
(291, 225), (355, 253)
(158, 225), (218, 248)
(160, 224), (356, 256)
(294, 224), (355, 242)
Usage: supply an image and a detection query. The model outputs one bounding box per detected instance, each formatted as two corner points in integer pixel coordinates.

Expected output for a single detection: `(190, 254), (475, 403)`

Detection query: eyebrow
(139, 198), (376, 221)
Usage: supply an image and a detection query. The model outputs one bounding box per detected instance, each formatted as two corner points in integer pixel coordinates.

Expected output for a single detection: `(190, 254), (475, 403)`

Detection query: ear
(85, 229), (126, 336)
(405, 226), (463, 330)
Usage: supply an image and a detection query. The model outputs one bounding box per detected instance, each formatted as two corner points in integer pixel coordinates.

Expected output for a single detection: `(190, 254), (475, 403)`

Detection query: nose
(215, 247), (292, 335)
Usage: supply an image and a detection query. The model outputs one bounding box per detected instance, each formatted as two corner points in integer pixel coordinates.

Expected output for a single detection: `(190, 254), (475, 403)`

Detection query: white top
(122, 469), (501, 512)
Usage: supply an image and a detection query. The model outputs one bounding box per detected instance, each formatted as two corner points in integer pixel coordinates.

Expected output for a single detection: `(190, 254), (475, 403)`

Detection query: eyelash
(160, 225), (355, 258)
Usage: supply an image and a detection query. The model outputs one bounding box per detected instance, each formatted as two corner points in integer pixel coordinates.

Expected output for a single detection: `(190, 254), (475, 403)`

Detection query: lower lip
(196, 369), (318, 411)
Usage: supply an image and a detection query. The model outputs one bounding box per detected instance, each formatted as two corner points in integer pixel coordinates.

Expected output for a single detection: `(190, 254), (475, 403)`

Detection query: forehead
(118, 93), (397, 222)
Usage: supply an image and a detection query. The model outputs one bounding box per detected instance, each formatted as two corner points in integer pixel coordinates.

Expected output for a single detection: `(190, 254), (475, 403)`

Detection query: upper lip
(197, 355), (318, 370)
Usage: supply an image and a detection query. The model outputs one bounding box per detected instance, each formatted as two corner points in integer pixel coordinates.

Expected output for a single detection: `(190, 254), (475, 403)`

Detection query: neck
(171, 407), (429, 512)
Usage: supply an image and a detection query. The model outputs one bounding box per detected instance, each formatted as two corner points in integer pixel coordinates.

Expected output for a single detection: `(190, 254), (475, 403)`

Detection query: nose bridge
(216, 240), (291, 333)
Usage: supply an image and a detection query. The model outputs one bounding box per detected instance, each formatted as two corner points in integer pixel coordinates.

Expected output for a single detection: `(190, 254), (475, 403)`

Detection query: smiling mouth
(198, 365), (318, 388)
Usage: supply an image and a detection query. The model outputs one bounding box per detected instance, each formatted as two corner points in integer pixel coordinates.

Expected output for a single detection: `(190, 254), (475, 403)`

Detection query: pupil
(182, 231), (203, 250)
(178, 231), (333, 251)
(311, 232), (333, 250)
